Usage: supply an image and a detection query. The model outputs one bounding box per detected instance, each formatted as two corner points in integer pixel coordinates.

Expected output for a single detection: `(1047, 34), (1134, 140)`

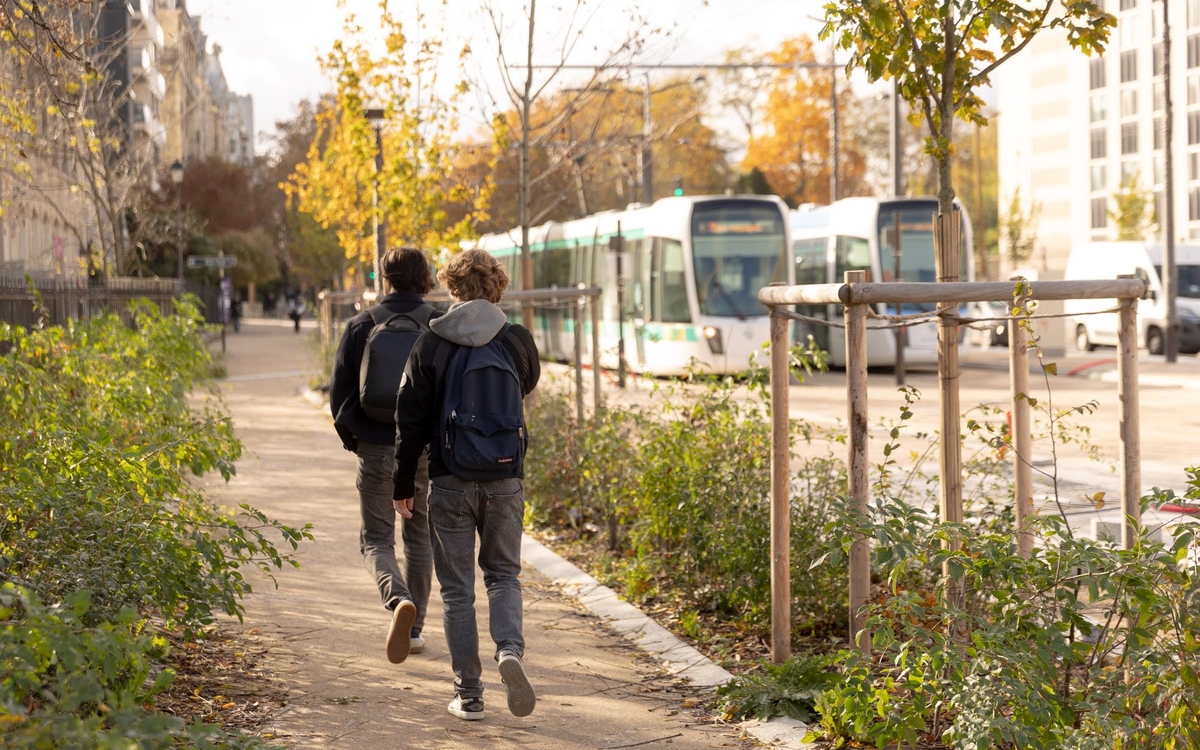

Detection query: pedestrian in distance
(393, 249), (540, 722)
(330, 247), (440, 665)
(231, 294), (243, 333)
(288, 295), (304, 333)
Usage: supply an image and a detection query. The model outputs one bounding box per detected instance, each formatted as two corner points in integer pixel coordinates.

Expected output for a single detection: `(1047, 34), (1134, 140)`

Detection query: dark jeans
(356, 442), (432, 633)
(428, 475), (525, 700)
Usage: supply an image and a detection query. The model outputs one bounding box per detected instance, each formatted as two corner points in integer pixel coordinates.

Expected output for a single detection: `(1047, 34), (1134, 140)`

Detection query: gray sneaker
(409, 632), (425, 654)
(497, 651), (536, 717)
(447, 694), (484, 721)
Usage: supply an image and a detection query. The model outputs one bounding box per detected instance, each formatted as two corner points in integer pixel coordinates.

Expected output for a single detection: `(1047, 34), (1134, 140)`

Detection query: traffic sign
(187, 255), (238, 269)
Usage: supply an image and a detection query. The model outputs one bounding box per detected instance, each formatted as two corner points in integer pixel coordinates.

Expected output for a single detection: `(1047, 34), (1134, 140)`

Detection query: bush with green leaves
(524, 343), (849, 636)
(809, 471), (1200, 750)
(0, 585), (265, 749)
(0, 299), (311, 633)
(716, 651), (842, 723)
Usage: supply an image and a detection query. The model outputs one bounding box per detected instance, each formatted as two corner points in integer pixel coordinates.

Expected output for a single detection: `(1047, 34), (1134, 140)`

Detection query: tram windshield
(877, 201), (972, 311)
(691, 201), (787, 317)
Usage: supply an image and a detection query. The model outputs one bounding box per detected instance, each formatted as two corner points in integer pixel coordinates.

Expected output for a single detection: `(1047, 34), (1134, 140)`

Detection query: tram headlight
(703, 325), (724, 355)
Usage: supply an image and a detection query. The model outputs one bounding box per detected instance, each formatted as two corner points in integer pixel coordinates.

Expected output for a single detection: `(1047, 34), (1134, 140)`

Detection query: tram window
(834, 236), (872, 281)
(542, 247), (571, 287)
(659, 239), (690, 322)
(794, 238), (828, 285)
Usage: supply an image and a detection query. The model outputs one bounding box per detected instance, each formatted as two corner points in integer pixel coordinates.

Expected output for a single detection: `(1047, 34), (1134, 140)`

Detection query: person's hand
(394, 498), (414, 519)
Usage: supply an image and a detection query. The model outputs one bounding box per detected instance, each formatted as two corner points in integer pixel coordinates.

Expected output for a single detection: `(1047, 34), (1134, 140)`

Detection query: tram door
(629, 238), (648, 368)
(792, 237), (831, 352)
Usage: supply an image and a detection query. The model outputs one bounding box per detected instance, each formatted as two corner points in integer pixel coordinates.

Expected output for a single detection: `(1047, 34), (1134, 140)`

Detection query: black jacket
(329, 292), (442, 451)
(392, 299), (539, 499)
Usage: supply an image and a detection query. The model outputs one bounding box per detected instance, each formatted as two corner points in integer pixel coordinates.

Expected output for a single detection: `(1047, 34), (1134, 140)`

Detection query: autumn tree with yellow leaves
(741, 35), (869, 208)
(284, 1), (492, 287)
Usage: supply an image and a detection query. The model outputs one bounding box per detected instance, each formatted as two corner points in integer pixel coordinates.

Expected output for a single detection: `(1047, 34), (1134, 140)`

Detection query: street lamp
(170, 159), (184, 282)
(365, 107), (386, 294)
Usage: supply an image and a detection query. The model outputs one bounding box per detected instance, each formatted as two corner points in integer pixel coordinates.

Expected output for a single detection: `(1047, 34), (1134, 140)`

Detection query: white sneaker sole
(498, 655), (536, 717)
(447, 702), (484, 720)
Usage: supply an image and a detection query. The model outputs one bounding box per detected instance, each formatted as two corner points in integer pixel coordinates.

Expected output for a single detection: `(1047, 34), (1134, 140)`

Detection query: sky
(183, 0), (831, 156)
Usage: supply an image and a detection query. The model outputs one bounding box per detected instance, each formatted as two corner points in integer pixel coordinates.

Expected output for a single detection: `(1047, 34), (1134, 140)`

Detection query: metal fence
(0, 275), (186, 329)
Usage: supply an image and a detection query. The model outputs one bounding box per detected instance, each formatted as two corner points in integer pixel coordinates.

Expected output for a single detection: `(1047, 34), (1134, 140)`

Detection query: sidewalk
(203, 318), (789, 749)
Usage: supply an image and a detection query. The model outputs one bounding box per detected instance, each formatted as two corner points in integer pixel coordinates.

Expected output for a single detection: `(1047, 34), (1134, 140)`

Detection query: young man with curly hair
(330, 246), (439, 665)
(392, 249), (540, 721)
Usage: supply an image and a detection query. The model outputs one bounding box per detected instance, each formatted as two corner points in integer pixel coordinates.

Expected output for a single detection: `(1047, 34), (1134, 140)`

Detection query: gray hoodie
(429, 298), (508, 347)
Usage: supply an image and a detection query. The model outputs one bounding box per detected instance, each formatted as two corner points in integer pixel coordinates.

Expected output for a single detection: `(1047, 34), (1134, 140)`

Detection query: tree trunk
(935, 9), (964, 617)
(518, 0), (536, 331)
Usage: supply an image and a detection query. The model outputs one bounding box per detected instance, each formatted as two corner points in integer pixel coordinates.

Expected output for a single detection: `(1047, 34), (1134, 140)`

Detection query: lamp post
(365, 107), (386, 294)
(170, 159), (184, 282)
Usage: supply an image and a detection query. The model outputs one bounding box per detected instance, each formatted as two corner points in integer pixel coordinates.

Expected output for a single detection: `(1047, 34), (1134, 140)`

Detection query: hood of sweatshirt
(429, 298), (508, 347)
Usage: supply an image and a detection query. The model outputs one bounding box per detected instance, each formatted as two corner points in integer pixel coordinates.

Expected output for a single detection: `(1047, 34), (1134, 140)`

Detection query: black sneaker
(498, 651), (536, 717)
(447, 694), (484, 721)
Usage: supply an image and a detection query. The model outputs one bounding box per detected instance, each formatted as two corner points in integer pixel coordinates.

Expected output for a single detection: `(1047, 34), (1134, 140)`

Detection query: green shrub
(813, 477), (1200, 749)
(716, 652), (842, 723)
(0, 584), (265, 749)
(0, 299), (312, 633)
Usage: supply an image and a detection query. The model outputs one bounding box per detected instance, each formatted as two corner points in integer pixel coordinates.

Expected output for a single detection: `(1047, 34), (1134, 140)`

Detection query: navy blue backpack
(434, 323), (526, 480)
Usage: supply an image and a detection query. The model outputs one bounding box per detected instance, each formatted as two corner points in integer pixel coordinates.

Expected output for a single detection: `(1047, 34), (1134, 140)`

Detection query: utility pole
(1163, 0), (1179, 362)
(366, 108), (386, 294)
(641, 71), (653, 203)
(891, 78), (902, 198)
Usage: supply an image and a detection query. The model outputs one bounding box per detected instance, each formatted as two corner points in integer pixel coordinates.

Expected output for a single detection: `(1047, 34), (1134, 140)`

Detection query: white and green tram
(467, 195), (792, 376)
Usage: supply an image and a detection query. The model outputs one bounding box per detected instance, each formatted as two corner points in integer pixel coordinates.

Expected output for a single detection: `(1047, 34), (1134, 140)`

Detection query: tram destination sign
(187, 255), (238, 269)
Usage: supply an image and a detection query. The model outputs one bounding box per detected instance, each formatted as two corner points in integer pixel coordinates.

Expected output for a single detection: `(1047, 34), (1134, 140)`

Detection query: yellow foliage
(284, 1), (492, 267)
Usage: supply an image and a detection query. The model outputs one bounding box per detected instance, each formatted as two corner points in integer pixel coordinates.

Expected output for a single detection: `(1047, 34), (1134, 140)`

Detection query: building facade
(996, 0), (1200, 274)
(0, 0), (255, 278)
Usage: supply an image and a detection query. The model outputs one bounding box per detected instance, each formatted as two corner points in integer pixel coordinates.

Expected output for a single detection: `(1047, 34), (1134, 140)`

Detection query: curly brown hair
(381, 246), (435, 295)
(438, 249), (509, 303)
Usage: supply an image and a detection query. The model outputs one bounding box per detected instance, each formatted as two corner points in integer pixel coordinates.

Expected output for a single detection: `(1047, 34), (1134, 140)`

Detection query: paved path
(202, 318), (755, 749)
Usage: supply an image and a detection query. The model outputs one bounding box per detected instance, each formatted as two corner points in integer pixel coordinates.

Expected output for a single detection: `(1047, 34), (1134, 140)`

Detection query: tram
(467, 194), (792, 376)
(790, 197), (974, 367)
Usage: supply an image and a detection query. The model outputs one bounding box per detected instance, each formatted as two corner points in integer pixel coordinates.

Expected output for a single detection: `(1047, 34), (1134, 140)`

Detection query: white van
(1064, 242), (1200, 354)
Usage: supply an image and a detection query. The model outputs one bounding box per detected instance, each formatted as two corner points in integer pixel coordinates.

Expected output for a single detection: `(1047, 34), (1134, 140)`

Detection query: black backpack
(433, 324), (526, 480)
(358, 305), (435, 423)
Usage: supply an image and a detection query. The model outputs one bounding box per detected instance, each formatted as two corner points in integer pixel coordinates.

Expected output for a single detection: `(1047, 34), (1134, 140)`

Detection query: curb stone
(299, 387), (815, 748)
(519, 535), (816, 749)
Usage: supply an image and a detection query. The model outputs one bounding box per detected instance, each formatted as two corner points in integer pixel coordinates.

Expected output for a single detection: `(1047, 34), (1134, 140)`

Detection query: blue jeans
(428, 475), (525, 700)
(356, 442), (432, 633)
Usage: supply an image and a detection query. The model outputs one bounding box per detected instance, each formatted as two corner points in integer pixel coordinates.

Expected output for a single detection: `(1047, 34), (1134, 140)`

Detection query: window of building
(1091, 57), (1107, 89)
(1154, 81), (1165, 112)
(1122, 16), (1139, 47)
(1121, 121), (1138, 153)
(1120, 50), (1138, 82)
(1191, 111), (1200, 144)
(1190, 34), (1200, 68)
(1122, 160), (1140, 181)
(1121, 88), (1138, 117)
(1154, 42), (1164, 76)
(1191, 0), (1200, 27)
(1092, 196), (1109, 228)
(1192, 75), (1200, 105)
(1191, 188), (1200, 221)
(1092, 127), (1108, 159)
(1191, 151), (1200, 181)
(1155, 116), (1164, 150)
(1092, 163), (1108, 191)
(1120, 0), (1135, 10)
(1154, 3), (1164, 37)
(1091, 93), (1108, 122)
(1154, 155), (1165, 184)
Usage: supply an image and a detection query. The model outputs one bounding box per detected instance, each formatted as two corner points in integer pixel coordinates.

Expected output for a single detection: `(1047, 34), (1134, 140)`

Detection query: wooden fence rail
(759, 275), (1148, 664)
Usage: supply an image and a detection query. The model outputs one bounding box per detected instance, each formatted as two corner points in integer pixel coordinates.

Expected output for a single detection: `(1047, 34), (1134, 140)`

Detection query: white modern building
(997, 0), (1200, 274)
